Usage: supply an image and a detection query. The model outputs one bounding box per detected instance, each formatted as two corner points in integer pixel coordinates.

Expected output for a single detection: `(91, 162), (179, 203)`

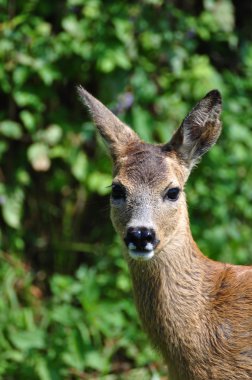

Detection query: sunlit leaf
(9, 330), (46, 351)
(71, 151), (87, 182)
(27, 143), (51, 172)
(0, 121), (22, 139)
(1, 188), (24, 229)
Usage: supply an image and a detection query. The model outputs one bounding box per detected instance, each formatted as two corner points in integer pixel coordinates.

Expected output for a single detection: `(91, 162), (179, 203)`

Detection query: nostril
(134, 229), (142, 240)
(127, 228), (141, 244)
(146, 232), (154, 242)
(142, 229), (155, 243)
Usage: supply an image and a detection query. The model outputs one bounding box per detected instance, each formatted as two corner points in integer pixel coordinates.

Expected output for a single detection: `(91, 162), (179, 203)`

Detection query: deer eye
(111, 183), (126, 200)
(165, 187), (180, 201)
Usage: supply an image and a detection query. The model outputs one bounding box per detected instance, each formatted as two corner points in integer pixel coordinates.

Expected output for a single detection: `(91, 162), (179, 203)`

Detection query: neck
(127, 221), (210, 378)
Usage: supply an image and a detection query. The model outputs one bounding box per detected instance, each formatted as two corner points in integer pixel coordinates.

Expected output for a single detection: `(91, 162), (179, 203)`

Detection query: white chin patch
(128, 249), (154, 261)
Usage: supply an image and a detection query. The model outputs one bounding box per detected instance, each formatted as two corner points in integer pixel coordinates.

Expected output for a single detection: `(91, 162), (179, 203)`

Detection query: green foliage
(0, 0), (252, 377)
(0, 251), (162, 379)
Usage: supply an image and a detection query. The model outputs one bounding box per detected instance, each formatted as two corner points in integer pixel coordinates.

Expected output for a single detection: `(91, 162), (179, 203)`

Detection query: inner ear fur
(163, 90), (222, 169)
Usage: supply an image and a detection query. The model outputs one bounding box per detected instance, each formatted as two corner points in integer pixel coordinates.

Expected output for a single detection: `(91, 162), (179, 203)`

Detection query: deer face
(78, 87), (222, 261)
(110, 143), (188, 260)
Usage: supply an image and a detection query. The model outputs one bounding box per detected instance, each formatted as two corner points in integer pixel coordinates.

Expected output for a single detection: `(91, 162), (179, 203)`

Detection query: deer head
(78, 87), (222, 262)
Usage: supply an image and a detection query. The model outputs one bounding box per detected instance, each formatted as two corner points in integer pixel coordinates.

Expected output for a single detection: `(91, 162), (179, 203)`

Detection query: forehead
(115, 142), (184, 186)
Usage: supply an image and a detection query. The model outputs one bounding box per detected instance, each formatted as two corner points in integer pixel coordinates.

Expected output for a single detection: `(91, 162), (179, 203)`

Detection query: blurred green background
(1, 0), (252, 378)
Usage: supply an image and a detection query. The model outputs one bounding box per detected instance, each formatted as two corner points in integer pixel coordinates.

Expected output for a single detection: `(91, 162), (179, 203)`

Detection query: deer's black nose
(124, 227), (158, 251)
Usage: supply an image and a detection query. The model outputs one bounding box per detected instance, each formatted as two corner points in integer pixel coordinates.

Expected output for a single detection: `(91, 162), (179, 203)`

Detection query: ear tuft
(77, 85), (94, 114)
(205, 89), (222, 103)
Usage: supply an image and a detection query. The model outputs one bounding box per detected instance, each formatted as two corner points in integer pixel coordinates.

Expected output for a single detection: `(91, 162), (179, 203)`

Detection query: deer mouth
(128, 243), (155, 261)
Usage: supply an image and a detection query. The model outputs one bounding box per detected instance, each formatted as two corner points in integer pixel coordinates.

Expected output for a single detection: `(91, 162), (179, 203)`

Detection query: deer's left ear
(164, 90), (222, 169)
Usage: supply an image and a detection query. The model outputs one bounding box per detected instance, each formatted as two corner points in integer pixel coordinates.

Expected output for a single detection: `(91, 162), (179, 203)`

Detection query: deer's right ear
(164, 90), (222, 170)
(77, 86), (139, 160)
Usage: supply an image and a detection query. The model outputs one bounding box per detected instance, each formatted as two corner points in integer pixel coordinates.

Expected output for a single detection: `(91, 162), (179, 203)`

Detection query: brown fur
(78, 87), (252, 380)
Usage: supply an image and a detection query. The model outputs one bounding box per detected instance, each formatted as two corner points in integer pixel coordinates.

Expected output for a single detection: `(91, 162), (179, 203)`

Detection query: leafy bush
(1, 0), (252, 378)
(0, 250), (163, 379)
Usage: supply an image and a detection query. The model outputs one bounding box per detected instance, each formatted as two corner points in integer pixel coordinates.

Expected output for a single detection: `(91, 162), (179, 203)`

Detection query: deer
(78, 86), (252, 380)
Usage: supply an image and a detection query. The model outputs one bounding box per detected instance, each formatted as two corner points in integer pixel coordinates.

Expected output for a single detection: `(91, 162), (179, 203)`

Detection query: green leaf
(62, 329), (86, 371)
(85, 351), (109, 371)
(0, 141), (8, 158)
(36, 359), (54, 380)
(0, 121), (22, 139)
(62, 15), (83, 38)
(41, 125), (63, 146)
(87, 172), (111, 195)
(131, 106), (153, 142)
(27, 143), (51, 171)
(20, 110), (36, 131)
(9, 330), (46, 351)
(1, 188), (24, 229)
(3, 350), (24, 363)
(14, 91), (43, 110)
(38, 65), (60, 85)
(71, 152), (87, 182)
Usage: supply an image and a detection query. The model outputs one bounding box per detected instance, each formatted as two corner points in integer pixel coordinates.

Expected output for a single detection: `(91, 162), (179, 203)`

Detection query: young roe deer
(78, 87), (252, 380)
